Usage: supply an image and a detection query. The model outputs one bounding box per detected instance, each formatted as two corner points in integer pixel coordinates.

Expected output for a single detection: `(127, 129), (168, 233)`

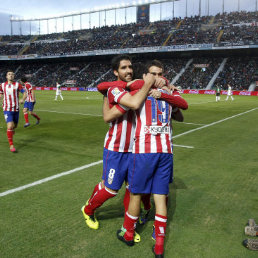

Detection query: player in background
(225, 84), (234, 101)
(20, 77), (40, 127)
(117, 60), (188, 258)
(81, 55), (155, 242)
(0, 70), (26, 152)
(55, 81), (63, 100)
(215, 84), (221, 102)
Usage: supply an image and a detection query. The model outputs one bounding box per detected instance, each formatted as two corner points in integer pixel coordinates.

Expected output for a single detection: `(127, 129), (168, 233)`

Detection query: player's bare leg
(29, 111), (40, 124)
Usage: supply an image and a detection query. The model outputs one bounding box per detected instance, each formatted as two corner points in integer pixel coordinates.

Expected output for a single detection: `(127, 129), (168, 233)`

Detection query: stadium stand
(0, 11), (257, 90)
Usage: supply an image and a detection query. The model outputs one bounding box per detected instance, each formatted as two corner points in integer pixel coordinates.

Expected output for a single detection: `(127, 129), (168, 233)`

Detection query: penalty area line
(1, 107), (257, 198)
(0, 160), (103, 198)
(173, 144), (194, 149)
(38, 109), (102, 117)
(173, 107), (258, 139)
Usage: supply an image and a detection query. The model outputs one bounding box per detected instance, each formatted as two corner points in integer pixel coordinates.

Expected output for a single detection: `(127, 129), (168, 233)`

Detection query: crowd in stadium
(0, 11), (257, 90)
(215, 57), (258, 90)
(0, 56), (257, 90)
(0, 11), (257, 56)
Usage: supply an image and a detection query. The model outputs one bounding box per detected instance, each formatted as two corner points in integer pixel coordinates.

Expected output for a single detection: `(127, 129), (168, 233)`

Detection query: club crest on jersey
(111, 88), (121, 96)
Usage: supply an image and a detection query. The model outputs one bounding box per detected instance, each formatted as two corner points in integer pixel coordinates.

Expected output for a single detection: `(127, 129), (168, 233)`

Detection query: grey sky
(0, 0), (256, 35)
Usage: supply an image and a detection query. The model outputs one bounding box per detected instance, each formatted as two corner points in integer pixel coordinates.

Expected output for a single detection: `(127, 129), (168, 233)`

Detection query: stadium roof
(10, 0), (179, 22)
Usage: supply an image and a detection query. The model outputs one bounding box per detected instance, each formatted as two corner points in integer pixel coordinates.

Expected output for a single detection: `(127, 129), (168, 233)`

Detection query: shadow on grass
(95, 177), (187, 241)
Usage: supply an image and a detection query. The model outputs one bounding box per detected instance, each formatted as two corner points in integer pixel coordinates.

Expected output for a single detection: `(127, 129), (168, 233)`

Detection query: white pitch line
(174, 121), (206, 126)
(190, 100), (226, 105)
(0, 160), (103, 197)
(38, 109), (102, 117)
(173, 107), (258, 139)
(1, 107), (257, 198)
(173, 144), (194, 149)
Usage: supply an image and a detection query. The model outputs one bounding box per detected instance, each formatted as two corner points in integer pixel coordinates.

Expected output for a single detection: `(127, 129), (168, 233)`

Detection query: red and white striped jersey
(133, 90), (173, 154)
(0, 81), (24, 111)
(24, 82), (35, 102)
(104, 86), (135, 153)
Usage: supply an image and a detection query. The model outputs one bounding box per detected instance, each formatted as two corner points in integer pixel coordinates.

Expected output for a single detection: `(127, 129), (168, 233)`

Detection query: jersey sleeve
(98, 81), (127, 95)
(18, 83), (25, 93)
(107, 86), (129, 113)
(127, 80), (145, 91)
(160, 91), (188, 110)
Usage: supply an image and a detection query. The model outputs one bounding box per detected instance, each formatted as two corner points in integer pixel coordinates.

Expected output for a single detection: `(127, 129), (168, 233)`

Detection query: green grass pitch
(0, 91), (258, 258)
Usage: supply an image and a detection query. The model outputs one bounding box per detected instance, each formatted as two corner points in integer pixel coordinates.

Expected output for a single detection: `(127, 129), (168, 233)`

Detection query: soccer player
(117, 60), (188, 258)
(81, 55), (155, 239)
(98, 61), (188, 229)
(20, 77), (40, 127)
(0, 70), (26, 152)
(225, 84), (234, 101)
(215, 84), (221, 102)
(55, 81), (63, 100)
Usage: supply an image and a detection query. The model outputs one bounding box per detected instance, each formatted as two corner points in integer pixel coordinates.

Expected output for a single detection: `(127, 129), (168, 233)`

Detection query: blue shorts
(102, 148), (130, 191)
(3, 111), (19, 124)
(24, 101), (35, 111)
(128, 153), (173, 195)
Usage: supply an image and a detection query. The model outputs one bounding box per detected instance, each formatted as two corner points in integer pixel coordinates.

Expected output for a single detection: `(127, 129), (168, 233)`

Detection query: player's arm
(149, 89), (188, 110)
(118, 73), (155, 110)
(31, 89), (36, 102)
(98, 81), (127, 95)
(0, 85), (3, 99)
(19, 84), (27, 104)
(171, 107), (184, 122)
(19, 92), (27, 104)
(102, 97), (125, 123)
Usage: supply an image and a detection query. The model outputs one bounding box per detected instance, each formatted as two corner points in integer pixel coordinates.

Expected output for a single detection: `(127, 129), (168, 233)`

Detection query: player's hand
(170, 85), (179, 92)
(154, 77), (166, 88)
(161, 86), (171, 94)
(19, 100), (24, 104)
(149, 89), (161, 99)
(143, 73), (155, 87)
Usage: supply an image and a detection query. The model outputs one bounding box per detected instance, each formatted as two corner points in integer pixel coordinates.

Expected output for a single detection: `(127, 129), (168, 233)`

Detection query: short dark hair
(6, 70), (14, 75)
(132, 62), (148, 80)
(146, 59), (164, 71)
(111, 54), (132, 71)
(20, 77), (27, 83)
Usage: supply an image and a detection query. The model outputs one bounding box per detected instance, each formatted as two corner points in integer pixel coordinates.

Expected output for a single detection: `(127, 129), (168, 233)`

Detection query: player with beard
(81, 55), (155, 243)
